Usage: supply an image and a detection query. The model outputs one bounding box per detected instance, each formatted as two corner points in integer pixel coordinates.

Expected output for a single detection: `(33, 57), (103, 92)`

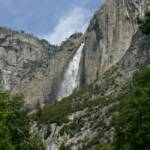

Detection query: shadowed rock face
(0, 28), (83, 109)
(84, 0), (149, 84)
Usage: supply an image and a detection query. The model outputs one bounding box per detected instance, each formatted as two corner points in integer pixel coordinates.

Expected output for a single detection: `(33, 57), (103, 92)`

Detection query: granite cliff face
(29, 0), (150, 149)
(0, 0), (150, 149)
(1, 0), (149, 109)
(84, 0), (149, 84)
(0, 28), (83, 109)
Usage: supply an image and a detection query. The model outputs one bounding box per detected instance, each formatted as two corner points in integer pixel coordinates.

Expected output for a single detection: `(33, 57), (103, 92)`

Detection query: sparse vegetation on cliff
(87, 69), (150, 150)
(35, 84), (117, 125)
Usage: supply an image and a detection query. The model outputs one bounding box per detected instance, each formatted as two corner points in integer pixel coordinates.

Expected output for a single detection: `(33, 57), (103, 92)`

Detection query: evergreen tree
(139, 12), (150, 35)
(113, 69), (150, 150)
(0, 91), (44, 150)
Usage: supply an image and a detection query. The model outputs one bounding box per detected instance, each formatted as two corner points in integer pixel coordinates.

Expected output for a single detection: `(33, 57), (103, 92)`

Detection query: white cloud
(42, 7), (92, 45)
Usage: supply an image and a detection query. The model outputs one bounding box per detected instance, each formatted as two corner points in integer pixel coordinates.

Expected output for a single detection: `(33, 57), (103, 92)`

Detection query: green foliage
(90, 145), (113, 150)
(38, 87), (115, 125)
(36, 86), (92, 125)
(34, 82), (119, 126)
(139, 12), (150, 35)
(0, 91), (44, 150)
(59, 143), (69, 150)
(18, 138), (44, 150)
(36, 99), (42, 118)
(113, 68), (150, 150)
(39, 97), (72, 125)
(0, 123), (15, 150)
(132, 68), (150, 87)
(60, 118), (84, 137)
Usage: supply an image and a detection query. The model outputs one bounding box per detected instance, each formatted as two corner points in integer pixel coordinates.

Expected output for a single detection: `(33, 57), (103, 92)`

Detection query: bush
(90, 144), (113, 150)
(18, 138), (44, 150)
(39, 97), (72, 125)
(59, 143), (69, 150)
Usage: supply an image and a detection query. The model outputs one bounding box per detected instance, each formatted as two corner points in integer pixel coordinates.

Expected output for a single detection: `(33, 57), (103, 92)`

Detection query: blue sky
(0, 0), (105, 45)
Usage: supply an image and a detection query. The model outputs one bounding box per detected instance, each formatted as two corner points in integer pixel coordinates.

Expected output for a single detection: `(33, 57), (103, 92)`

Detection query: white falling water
(57, 43), (84, 101)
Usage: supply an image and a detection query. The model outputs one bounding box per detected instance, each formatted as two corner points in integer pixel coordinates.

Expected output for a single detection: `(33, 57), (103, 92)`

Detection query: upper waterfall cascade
(57, 43), (84, 101)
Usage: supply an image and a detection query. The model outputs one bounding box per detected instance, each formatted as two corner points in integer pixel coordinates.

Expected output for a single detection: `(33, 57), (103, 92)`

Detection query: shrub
(59, 143), (69, 150)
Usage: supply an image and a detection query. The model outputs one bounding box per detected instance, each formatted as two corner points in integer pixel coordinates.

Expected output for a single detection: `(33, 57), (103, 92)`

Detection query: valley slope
(0, 0), (150, 149)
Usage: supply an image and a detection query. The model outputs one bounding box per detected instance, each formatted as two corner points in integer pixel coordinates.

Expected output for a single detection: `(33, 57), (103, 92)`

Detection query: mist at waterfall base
(57, 43), (84, 101)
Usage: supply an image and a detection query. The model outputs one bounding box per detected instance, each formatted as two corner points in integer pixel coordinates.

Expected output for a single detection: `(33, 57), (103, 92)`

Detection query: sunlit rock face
(57, 43), (84, 101)
(0, 28), (83, 109)
(84, 0), (149, 84)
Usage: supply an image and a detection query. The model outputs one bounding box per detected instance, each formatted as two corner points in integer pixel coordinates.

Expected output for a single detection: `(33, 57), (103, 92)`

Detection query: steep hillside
(29, 0), (150, 150)
(96, 31), (150, 97)
(0, 0), (150, 149)
(31, 30), (150, 150)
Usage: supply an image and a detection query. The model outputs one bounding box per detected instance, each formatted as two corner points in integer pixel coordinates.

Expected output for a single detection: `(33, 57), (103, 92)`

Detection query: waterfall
(57, 43), (84, 101)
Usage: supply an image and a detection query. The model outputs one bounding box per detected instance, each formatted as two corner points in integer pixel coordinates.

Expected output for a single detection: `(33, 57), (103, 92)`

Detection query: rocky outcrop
(31, 84), (119, 150)
(0, 28), (83, 109)
(84, 0), (149, 84)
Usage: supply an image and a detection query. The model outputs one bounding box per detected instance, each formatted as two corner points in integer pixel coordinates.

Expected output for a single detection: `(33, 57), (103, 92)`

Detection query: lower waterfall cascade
(57, 43), (84, 101)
